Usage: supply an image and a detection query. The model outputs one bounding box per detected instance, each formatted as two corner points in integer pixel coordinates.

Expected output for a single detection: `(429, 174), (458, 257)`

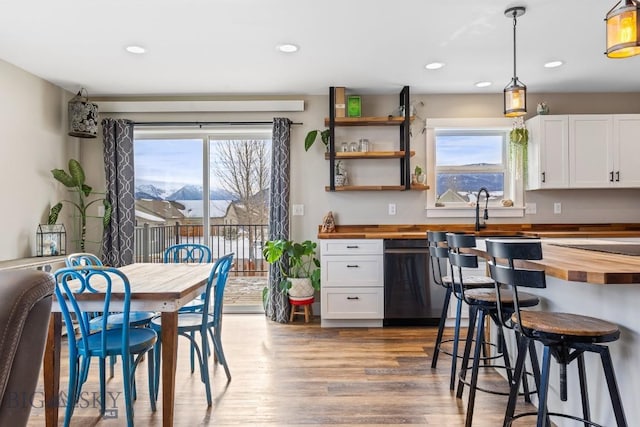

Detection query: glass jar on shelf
(340, 142), (349, 152)
(349, 141), (359, 152)
(359, 138), (369, 152)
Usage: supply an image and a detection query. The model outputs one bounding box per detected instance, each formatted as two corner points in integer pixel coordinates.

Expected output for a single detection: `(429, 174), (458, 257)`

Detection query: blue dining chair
(163, 243), (213, 372)
(54, 266), (157, 427)
(65, 253), (156, 379)
(151, 252), (234, 406)
(164, 243), (212, 313)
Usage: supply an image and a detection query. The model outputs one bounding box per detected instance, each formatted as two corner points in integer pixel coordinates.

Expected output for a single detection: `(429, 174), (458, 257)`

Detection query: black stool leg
(431, 286), (452, 369)
(597, 345), (628, 427)
(536, 345), (552, 427)
(577, 352), (591, 427)
(503, 334), (529, 427)
(456, 304), (478, 398)
(449, 295), (464, 390)
(526, 338), (550, 425)
(464, 307), (486, 427)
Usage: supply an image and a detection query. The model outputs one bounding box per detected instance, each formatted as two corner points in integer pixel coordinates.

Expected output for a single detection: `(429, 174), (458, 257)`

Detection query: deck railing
(134, 222), (269, 274)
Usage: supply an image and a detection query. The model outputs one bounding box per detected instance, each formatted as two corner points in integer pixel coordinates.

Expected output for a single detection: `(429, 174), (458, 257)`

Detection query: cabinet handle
(610, 171), (614, 182)
(541, 172), (545, 183)
(616, 171), (620, 182)
(346, 245), (359, 249)
(346, 264), (360, 268)
(346, 296), (360, 300)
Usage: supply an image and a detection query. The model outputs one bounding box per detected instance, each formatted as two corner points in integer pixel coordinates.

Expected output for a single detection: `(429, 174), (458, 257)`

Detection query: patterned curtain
(266, 118), (291, 323)
(101, 118), (135, 267)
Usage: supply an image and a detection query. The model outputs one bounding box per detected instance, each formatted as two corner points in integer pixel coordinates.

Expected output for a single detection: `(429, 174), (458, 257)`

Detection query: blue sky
(135, 139), (203, 187)
(436, 134), (503, 166)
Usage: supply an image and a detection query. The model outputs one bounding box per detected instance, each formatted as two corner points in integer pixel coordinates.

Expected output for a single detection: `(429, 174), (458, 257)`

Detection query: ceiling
(1, 0), (638, 97)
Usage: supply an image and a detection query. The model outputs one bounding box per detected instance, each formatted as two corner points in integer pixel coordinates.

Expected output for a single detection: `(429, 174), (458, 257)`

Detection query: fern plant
(48, 159), (112, 251)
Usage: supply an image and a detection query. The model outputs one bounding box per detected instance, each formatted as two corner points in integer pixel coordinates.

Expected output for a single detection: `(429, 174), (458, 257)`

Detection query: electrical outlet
(388, 203), (396, 215)
(554, 202), (562, 214)
(525, 202), (537, 214)
(292, 204), (304, 216)
(98, 205), (105, 216)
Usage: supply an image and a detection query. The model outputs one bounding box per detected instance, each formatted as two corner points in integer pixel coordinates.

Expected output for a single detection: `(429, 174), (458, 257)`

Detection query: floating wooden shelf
(325, 184), (429, 192)
(324, 150), (415, 160)
(324, 116), (414, 127)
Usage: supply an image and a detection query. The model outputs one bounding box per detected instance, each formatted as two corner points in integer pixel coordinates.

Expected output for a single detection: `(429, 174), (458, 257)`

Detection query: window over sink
(425, 118), (524, 218)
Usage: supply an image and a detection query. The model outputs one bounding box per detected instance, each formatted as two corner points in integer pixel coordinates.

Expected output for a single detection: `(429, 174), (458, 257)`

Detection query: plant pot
(287, 277), (315, 299)
(335, 174), (347, 186)
(417, 173), (426, 184)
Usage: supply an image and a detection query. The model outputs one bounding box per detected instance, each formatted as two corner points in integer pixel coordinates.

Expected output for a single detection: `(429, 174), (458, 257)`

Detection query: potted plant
(48, 158), (112, 251)
(262, 239), (321, 298)
(335, 160), (347, 186)
(509, 117), (529, 180)
(414, 165), (426, 184)
(304, 129), (330, 152)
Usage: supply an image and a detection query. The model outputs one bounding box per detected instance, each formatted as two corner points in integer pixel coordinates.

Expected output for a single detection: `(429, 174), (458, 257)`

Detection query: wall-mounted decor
(347, 96), (361, 117)
(36, 224), (66, 256)
(68, 88), (99, 138)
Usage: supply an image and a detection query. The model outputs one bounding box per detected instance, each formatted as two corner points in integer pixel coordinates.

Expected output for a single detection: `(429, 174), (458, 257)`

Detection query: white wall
(70, 90), (640, 249)
(0, 59), (77, 261)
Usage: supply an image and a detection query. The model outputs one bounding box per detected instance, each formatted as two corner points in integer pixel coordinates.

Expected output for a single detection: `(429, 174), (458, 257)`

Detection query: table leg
(44, 312), (61, 427)
(161, 311), (178, 427)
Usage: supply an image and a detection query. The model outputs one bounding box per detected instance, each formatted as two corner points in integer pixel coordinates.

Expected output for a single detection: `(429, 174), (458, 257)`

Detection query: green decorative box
(347, 96), (361, 117)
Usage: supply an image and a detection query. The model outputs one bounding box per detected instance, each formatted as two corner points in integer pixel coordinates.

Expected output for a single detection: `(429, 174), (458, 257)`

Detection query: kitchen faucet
(475, 187), (490, 231)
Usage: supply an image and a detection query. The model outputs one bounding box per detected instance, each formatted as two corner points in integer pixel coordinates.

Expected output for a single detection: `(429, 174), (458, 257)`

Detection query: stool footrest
(458, 365), (537, 397)
(509, 411), (603, 427)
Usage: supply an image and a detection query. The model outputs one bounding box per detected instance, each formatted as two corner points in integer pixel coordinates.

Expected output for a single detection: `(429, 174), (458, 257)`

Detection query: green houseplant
(509, 118), (529, 180)
(48, 159), (112, 251)
(262, 239), (321, 298)
(304, 129), (330, 152)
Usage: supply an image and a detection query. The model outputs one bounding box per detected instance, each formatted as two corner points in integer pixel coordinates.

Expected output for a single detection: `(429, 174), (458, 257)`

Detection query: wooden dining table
(44, 262), (213, 427)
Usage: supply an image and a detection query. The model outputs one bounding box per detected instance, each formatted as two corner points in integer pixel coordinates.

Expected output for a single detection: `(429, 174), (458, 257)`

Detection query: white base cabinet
(320, 239), (383, 327)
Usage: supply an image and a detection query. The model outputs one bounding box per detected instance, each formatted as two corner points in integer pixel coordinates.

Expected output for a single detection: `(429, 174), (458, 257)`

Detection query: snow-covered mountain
(135, 182), (237, 201)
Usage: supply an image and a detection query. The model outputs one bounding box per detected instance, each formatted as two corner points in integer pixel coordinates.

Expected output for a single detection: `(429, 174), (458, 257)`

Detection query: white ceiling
(1, 0), (638, 97)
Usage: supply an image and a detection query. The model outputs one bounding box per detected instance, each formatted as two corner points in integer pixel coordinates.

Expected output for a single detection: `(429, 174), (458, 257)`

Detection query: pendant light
(503, 7), (527, 118)
(68, 88), (99, 138)
(606, 0), (640, 58)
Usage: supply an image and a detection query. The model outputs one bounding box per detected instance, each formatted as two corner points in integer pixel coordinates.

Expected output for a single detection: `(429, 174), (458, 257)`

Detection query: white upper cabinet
(527, 114), (640, 190)
(526, 115), (569, 190)
(612, 115), (640, 187)
(569, 115), (613, 188)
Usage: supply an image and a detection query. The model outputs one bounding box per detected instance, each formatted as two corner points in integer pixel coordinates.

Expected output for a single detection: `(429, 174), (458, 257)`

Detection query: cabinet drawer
(321, 287), (383, 319)
(321, 255), (383, 287)
(321, 239), (383, 255)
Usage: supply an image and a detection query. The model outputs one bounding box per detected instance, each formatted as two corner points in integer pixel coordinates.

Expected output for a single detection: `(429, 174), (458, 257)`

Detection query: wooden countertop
(317, 224), (640, 240)
(470, 239), (640, 285)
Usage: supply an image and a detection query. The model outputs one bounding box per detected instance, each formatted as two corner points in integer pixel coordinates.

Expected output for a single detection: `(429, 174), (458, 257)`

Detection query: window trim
(425, 118), (525, 219)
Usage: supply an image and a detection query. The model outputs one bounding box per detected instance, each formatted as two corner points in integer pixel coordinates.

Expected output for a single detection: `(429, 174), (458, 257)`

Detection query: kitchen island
(472, 238), (640, 427)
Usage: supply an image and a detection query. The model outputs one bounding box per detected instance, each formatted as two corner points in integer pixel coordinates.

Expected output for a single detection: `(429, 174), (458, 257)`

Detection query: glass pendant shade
(504, 78), (527, 117)
(68, 88), (99, 138)
(503, 7), (527, 118)
(606, 0), (640, 58)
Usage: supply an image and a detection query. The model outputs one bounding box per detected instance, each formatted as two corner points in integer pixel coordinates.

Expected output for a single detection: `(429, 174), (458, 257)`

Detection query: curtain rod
(132, 120), (303, 127)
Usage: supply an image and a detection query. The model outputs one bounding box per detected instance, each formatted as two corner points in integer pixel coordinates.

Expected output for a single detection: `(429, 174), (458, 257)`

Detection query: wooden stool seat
(515, 311), (620, 340)
(465, 288), (540, 306)
(289, 297), (314, 323)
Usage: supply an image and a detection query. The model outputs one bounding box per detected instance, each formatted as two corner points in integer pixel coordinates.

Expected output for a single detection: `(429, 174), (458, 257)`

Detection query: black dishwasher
(383, 239), (446, 326)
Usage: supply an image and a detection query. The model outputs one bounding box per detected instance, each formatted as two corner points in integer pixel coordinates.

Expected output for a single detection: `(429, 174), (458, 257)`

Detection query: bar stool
(428, 231), (494, 390)
(486, 238), (627, 427)
(447, 233), (541, 427)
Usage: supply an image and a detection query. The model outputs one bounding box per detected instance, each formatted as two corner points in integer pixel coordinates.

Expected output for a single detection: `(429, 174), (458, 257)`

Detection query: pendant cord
(512, 11), (518, 80)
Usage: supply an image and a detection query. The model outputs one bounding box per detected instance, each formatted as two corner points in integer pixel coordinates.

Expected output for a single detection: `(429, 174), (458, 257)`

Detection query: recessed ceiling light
(544, 60), (564, 68)
(475, 81), (492, 88)
(125, 45), (146, 54)
(277, 44), (299, 53)
(425, 62), (445, 70)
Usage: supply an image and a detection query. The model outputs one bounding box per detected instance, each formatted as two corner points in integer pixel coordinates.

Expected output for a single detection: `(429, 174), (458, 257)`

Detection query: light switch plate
(292, 204), (304, 216)
(388, 203), (396, 215)
(554, 202), (562, 214)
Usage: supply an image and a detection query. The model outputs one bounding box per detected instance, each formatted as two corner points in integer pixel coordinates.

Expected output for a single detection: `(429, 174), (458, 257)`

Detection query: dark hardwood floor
(27, 314), (538, 426)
